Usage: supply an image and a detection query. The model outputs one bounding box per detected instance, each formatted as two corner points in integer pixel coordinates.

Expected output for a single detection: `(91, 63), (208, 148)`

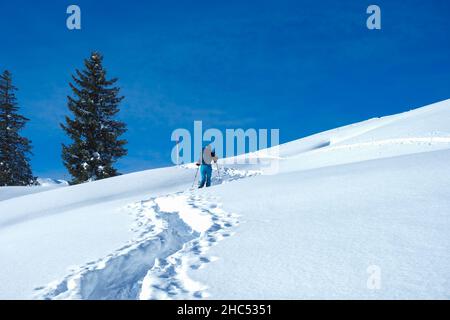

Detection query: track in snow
(34, 167), (258, 300)
(139, 193), (239, 300)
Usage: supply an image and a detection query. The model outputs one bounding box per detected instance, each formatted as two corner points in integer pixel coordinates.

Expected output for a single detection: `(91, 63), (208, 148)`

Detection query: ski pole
(192, 166), (199, 188)
(215, 162), (222, 181)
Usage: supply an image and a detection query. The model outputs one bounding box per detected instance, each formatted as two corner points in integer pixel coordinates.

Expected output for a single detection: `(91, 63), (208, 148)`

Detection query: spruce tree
(61, 52), (127, 184)
(0, 70), (35, 186)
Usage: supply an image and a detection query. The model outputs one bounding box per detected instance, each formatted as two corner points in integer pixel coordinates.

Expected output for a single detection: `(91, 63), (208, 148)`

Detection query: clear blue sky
(1, 0), (449, 178)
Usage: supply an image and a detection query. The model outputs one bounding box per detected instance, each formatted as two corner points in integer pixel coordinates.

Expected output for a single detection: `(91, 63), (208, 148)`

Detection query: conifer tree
(0, 70), (35, 186)
(61, 52), (127, 184)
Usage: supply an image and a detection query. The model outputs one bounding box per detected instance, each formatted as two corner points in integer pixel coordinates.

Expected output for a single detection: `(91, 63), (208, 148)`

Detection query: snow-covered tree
(61, 52), (127, 184)
(0, 70), (35, 186)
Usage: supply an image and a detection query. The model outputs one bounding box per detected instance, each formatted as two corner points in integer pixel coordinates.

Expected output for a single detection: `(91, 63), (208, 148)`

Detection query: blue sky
(1, 0), (449, 178)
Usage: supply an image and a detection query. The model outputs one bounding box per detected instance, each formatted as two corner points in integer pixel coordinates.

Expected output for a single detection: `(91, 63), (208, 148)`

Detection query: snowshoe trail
(34, 167), (255, 300)
(34, 198), (195, 300)
(139, 193), (239, 300)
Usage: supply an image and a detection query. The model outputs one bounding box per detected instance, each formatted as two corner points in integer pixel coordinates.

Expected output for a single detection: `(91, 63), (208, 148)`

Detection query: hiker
(196, 144), (218, 188)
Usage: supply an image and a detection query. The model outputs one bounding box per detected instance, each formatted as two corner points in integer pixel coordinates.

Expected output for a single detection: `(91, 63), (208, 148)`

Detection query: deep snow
(0, 99), (449, 299)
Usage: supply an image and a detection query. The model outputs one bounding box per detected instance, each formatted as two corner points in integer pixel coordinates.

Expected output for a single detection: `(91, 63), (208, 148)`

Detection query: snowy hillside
(0, 178), (68, 202)
(0, 99), (449, 299)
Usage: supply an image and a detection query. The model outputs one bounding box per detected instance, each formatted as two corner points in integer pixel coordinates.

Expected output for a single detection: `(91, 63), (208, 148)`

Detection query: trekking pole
(192, 166), (199, 188)
(215, 162), (222, 182)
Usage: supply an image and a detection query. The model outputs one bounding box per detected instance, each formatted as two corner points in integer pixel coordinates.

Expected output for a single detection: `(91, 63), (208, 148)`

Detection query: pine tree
(61, 52), (127, 184)
(0, 70), (35, 186)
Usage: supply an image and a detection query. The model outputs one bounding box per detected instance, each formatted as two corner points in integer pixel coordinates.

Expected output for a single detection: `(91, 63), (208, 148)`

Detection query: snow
(36, 178), (69, 187)
(193, 150), (450, 299)
(0, 178), (68, 202)
(92, 152), (100, 160)
(0, 98), (449, 299)
(155, 195), (213, 233)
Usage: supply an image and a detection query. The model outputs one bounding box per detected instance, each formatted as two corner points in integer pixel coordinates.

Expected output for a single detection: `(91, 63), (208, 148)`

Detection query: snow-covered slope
(0, 178), (68, 202)
(0, 99), (449, 299)
(195, 150), (450, 299)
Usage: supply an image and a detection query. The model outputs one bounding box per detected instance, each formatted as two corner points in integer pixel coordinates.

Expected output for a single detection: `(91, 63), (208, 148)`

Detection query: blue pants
(198, 164), (212, 188)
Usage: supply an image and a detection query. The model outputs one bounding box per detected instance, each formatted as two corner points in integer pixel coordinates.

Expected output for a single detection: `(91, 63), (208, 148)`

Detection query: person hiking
(196, 144), (218, 188)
